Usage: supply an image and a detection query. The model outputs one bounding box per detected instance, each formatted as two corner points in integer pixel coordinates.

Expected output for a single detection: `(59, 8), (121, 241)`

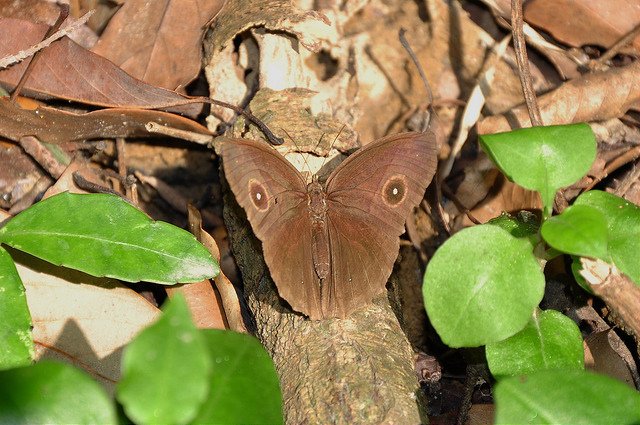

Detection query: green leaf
(0, 360), (117, 424)
(570, 256), (593, 293)
(193, 330), (284, 425)
(541, 204), (609, 259)
(117, 294), (211, 425)
(0, 246), (33, 370)
(495, 369), (640, 424)
(479, 123), (596, 216)
(423, 225), (545, 347)
(574, 190), (640, 284)
(488, 211), (540, 240)
(0, 192), (219, 284)
(486, 309), (584, 377)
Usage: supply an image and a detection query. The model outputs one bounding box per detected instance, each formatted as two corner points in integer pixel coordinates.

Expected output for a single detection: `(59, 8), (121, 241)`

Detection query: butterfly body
(307, 181), (331, 280)
(222, 132), (437, 319)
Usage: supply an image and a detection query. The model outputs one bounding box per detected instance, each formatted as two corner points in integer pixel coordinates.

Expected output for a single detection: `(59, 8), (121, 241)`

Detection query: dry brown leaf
(0, 208), (10, 223)
(185, 205), (246, 333)
(584, 330), (638, 388)
(166, 205), (227, 330)
(446, 155), (542, 228)
(167, 281), (226, 330)
(42, 157), (114, 199)
(478, 60), (640, 133)
(525, 0), (640, 53)
(92, 0), (224, 91)
(17, 259), (160, 394)
(0, 142), (42, 210)
(0, 98), (211, 144)
(464, 177), (542, 226)
(0, 0), (99, 48)
(479, 0), (589, 80)
(0, 17), (200, 116)
(0, 0), (61, 24)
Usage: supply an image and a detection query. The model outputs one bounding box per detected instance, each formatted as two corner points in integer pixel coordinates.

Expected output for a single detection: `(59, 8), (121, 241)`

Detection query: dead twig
(591, 23), (640, 69)
(580, 258), (640, 342)
(19, 136), (68, 178)
(0, 8), (94, 70)
(510, 0), (543, 126)
(584, 145), (640, 192)
(145, 122), (213, 145)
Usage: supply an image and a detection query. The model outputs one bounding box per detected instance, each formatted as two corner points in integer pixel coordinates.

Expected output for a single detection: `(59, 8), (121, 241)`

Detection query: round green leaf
(423, 225), (545, 347)
(488, 211), (540, 241)
(486, 309), (584, 377)
(541, 204), (609, 259)
(0, 246), (33, 370)
(480, 123), (596, 214)
(0, 360), (117, 424)
(117, 294), (211, 425)
(575, 190), (640, 284)
(193, 330), (284, 425)
(495, 370), (640, 424)
(0, 192), (218, 284)
(570, 256), (592, 293)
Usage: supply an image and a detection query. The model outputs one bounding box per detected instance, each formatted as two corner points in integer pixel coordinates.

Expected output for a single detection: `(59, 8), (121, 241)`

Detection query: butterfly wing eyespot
(248, 178), (269, 211)
(382, 174), (408, 207)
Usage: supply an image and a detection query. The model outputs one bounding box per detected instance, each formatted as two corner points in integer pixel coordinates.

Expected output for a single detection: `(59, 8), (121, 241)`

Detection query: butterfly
(222, 131), (437, 319)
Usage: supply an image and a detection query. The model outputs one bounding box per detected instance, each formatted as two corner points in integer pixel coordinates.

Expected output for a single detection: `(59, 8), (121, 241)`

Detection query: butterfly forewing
(222, 139), (308, 240)
(326, 132), (437, 228)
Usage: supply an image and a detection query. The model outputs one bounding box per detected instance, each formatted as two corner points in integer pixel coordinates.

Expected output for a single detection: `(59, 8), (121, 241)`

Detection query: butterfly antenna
(400, 29), (450, 236)
(280, 127), (314, 176)
(280, 127), (296, 146)
(329, 124), (346, 151)
(317, 124), (347, 175)
(399, 28), (434, 132)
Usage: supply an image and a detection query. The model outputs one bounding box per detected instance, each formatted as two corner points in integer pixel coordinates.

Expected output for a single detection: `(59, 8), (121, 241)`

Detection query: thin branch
(210, 99), (284, 145)
(511, 0), (543, 126)
(399, 28), (433, 117)
(580, 258), (640, 341)
(592, 22), (640, 69)
(145, 122), (213, 145)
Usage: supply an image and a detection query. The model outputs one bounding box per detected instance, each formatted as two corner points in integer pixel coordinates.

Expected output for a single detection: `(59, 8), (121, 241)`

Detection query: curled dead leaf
(478, 61), (640, 133)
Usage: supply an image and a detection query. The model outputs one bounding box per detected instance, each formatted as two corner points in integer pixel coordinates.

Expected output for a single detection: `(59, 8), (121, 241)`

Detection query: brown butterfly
(222, 131), (437, 319)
